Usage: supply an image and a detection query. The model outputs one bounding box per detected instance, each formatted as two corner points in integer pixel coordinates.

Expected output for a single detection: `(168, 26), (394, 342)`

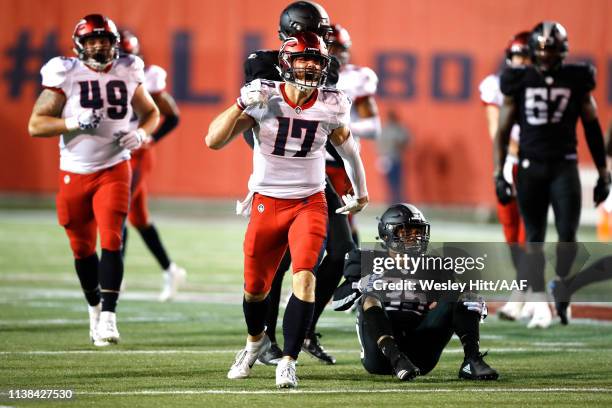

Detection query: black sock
(138, 224), (171, 270)
(243, 296), (270, 336)
(520, 248), (546, 292)
(453, 303), (480, 359)
(308, 255), (345, 336)
(121, 225), (128, 259)
(363, 305), (398, 360)
(283, 294), (314, 359)
(99, 249), (123, 312)
(74, 253), (100, 306)
(378, 336), (402, 366)
(265, 251), (291, 343)
(556, 242), (578, 280)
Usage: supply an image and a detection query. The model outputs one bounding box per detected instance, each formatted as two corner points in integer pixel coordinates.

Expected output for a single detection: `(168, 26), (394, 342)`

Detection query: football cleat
(548, 278), (572, 325)
(96, 311), (120, 346)
(227, 335), (271, 379)
(276, 358), (298, 389)
(526, 293), (552, 329)
(88, 303), (101, 343)
(302, 332), (336, 365)
(257, 342), (283, 366)
(497, 290), (525, 321)
(392, 353), (420, 381)
(159, 262), (187, 302)
(459, 352), (499, 380)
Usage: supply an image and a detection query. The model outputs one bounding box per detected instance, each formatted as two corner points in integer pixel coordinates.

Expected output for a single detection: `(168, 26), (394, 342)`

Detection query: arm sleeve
(332, 134), (368, 198)
(583, 118), (607, 168)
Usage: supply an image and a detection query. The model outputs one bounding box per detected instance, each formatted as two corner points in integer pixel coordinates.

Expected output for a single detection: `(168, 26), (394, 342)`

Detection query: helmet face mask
(529, 21), (568, 72)
(279, 33), (330, 91)
(378, 204), (431, 256)
(73, 14), (120, 71)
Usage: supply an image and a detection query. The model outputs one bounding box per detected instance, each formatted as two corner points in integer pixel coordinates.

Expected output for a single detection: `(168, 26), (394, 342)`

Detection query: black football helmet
(529, 21), (568, 72)
(377, 204), (430, 255)
(278, 1), (332, 43)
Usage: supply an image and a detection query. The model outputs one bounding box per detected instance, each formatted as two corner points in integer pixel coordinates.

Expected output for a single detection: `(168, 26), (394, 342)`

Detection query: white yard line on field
(1, 347), (610, 356)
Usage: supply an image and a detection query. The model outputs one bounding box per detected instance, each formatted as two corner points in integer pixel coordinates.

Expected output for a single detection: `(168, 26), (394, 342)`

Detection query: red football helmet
(72, 14), (120, 70)
(279, 32), (330, 90)
(328, 24), (352, 65)
(119, 29), (140, 56)
(505, 31), (530, 64)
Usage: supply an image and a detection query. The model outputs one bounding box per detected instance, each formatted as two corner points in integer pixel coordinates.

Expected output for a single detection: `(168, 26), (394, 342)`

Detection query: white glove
(502, 154), (518, 185)
(116, 128), (146, 151)
(65, 109), (104, 131)
(335, 194), (368, 215)
(238, 79), (268, 108)
(463, 300), (488, 320)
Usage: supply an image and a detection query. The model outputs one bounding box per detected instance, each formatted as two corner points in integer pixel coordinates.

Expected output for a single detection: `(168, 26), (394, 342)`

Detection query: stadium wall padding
(2, 0), (612, 205)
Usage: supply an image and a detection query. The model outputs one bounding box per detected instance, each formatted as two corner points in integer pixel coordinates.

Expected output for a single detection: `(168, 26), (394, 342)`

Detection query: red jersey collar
(280, 83), (318, 112)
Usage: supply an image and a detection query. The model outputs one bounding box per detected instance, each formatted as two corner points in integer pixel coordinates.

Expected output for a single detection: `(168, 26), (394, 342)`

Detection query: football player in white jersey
(118, 29), (186, 302)
(479, 31), (552, 328)
(326, 24), (381, 244)
(27, 14), (159, 346)
(206, 32), (368, 389)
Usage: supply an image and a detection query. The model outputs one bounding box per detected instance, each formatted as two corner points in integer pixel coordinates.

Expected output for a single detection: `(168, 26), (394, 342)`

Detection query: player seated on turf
(332, 204), (499, 381)
(205, 32), (368, 389)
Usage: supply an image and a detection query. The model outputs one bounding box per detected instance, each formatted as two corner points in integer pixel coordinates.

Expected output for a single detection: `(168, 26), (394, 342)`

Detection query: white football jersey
(336, 64), (378, 121)
(40, 55), (145, 174)
(128, 64), (167, 129)
(242, 80), (351, 199)
(479, 73), (520, 142)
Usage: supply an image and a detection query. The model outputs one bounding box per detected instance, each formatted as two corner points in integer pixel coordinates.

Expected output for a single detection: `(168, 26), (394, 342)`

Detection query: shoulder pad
(145, 64), (167, 94)
(115, 55), (145, 84)
(343, 248), (363, 281)
(357, 66), (379, 96)
(40, 56), (77, 88)
(564, 63), (596, 92)
(500, 66), (527, 96)
(321, 88), (352, 127)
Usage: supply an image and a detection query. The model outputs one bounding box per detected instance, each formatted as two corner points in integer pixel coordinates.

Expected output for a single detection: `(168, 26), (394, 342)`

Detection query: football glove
(502, 154), (518, 185)
(353, 273), (380, 294)
(238, 79), (268, 109)
(494, 172), (513, 205)
(336, 194), (368, 215)
(65, 109), (104, 131)
(116, 128), (146, 151)
(594, 172), (611, 206)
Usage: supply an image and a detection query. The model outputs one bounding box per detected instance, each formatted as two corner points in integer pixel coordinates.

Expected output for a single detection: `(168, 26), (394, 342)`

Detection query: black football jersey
(500, 63), (596, 161)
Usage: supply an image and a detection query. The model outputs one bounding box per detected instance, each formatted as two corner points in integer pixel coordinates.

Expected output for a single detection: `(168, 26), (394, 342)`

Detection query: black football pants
(515, 159), (581, 289)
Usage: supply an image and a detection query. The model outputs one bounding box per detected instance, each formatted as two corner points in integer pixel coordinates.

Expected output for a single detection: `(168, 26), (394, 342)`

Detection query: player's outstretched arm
(205, 104), (254, 150)
(132, 84), (160, 136)
(27, 89), (68, 137)
(329, 126), (368, 213)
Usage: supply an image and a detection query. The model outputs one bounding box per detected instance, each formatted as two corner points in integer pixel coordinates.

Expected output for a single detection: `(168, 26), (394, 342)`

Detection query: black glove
(594, 172), (611, 206)
(495, 172), (513, 205)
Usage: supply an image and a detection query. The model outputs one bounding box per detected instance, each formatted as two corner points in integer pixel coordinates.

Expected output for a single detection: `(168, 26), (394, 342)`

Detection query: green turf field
(1, 208), (611, 407)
